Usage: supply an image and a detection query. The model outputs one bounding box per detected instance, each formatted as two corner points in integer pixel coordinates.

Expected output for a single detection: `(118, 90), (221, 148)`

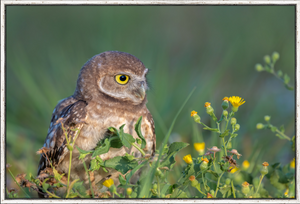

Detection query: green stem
(202, 173), (207, 192)
(7, 169), (30, 198)
(81, 159), (95, 198)
(231, 180), (236, 198)
(194, 183), (206, 196)
(216, 122), (221, 133)
(222, 138), (227, 156)
(131, 142), (145, 156)
(66, 150), (72, 197)
(255, 175), (264, 195)
(275, 129), (291, 141)
(156, 176), (161, 198)
(200, 122), (212, 129)
(46, 190), (61, 198)
(214, 171), (224, 197)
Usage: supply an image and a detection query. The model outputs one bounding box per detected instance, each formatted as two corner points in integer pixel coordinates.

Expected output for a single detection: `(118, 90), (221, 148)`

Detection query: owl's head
(74, 51), (149, 105)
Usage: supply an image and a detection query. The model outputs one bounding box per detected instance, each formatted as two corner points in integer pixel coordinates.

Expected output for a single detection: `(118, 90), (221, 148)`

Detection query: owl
(37, 51), (156, 196)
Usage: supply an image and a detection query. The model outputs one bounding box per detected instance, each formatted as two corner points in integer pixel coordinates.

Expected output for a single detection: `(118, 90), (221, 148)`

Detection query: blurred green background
(6, 5), (295, 195)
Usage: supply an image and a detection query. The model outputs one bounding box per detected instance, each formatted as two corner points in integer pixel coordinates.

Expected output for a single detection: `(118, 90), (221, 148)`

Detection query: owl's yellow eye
(115, 74), (129, 85)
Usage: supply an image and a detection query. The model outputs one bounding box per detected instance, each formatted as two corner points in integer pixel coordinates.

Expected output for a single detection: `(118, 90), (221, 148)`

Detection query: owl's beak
(134, 83), (146, 100)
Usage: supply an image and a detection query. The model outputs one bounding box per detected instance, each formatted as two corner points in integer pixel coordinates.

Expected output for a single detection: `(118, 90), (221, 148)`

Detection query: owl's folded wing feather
(37, 99), (87, 175)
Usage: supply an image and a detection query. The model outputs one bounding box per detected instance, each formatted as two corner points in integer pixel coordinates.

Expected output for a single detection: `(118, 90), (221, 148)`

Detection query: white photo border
(1, 0), (299, 203)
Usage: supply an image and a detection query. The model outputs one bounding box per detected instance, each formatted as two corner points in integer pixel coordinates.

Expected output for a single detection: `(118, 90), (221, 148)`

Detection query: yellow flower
(102, 178), (114, 188)
(183, 154), (193, 164)
(191, 111), (197, 117)
(284, 189), (289, 196)
(194, 142), (205, 153)
(230, 167), (239, 173)
(204, 102), (211, 108)
(242, 160), (250, 169)
(229, 96), (246, 108)
(290, 158), (295, 168)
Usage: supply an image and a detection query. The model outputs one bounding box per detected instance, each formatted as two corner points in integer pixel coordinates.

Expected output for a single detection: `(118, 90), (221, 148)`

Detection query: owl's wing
(37, 99), (87, 175)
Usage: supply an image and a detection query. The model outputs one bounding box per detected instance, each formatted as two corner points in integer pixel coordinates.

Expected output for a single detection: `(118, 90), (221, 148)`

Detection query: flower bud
(193, 114), (201, 123)
(235, 124), (240, 131)
(231, 118), (237, 126)
(256, 123), (264, 129)
(126, 187), (132, 195)
(209, 190), (215, 197)
(264, 55), (271, 64)
(206, 106), (214, 115)
(225, 178), (231, 185)
(110, 185), (117, 193)
(189, 175), (199, 187)
(152, 183), (158, 190)
(223, 110), (228, 117)
(222, 101), (229, 110)
(272, 52), (280, 63)
(264, 115), (271, 122)
(67, 144), (73, 151)
(260, 162), (269, 175)
(241, 181), (250, 195)
(227, 141), (232, 149)
(255, 64), (264, 72)
(200, 158), (209, 171)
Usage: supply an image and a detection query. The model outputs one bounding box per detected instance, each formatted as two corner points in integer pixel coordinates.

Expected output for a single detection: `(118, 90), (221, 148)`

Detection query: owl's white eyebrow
(144, 68), (149, 75)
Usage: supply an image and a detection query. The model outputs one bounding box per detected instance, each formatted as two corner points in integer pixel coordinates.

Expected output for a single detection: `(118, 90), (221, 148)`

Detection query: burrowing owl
(37, 51), (156, 196)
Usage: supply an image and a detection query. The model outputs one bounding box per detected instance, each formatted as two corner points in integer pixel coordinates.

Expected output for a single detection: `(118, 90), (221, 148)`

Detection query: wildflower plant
(5, 53), (295, 199)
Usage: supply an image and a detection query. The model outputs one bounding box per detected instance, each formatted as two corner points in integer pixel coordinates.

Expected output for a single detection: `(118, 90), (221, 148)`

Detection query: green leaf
(270, 126), (277, 132)
(207, 170), (218, 178)
(108, 127), (119, 135)
(125, 160), (148, 183)
(231, 133), (238, 138)
(219, 129), (230, 138)
(103, 156), (138, 175)
(134, 116), (146, 149)
(283, 74), (290, 84)
(292, 136), (295, 151)
(203, 127), (219, 132)
(76, 146), (92, 160)
(89, 156), (103, 172)
(219, 186), (231, 195)
(160, 142), (189, 169)
(279, 125), (285, 133)
(170, 188), (188, 198)
(118, 174), (126, 186)
(275, 134), (286, 140)
(42, 178), (50, 192)
(119, 124), (135, 148)
(284, 84), (294, 90)
(73, 181), (88, 197)
(92, 138), (111, 157)
(110, 138), (123, 148)
(52, 166), (64, 182)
